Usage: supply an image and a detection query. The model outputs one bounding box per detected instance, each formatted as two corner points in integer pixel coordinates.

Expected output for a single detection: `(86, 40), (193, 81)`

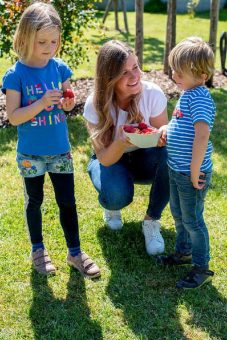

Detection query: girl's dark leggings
(23, 172), (80, 248)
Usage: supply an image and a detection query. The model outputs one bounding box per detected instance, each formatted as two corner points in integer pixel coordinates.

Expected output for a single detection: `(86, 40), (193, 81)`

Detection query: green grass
(1, 9), (227, 80)
(0, 88), (226, 339)
(73, 9), (227, 78)
(0, 10), (227, 339)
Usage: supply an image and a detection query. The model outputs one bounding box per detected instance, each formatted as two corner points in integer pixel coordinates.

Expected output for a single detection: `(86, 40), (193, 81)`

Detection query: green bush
(144, 0), (167, 13)
(0, 0), (99, 68)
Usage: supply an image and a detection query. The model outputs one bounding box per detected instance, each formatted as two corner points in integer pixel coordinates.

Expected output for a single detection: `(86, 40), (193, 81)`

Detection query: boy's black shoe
(156, 252), (192, 266)
(176, 266), (214, 289)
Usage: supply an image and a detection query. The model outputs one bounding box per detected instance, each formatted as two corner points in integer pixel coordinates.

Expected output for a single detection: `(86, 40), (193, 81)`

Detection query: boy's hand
(191, 171), (206, 190)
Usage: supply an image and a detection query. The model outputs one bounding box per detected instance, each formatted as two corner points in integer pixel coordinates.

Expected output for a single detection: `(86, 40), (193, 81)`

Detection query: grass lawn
(74, 9), (227, 78)
(0, 9), (227, 340)
(1, 9), (227, 80)
(0, 88), (226, 339)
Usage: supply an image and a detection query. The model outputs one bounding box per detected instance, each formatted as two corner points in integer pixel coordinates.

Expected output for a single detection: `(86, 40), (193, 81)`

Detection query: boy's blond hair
(13, 2), (61, 62)
(168, 37), (214, 80)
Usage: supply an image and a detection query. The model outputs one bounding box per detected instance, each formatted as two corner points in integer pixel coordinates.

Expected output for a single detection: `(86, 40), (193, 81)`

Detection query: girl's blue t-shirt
(2, 58), (73, 156)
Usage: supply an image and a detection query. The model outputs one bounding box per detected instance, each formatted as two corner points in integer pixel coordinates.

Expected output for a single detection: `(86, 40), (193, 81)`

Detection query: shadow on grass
(194, 9), (227, 22)
(29, 268), (103, 340)
(143, 37), (164, 65)
(90, 33), (164, 66)
(97, 224), (226, 339)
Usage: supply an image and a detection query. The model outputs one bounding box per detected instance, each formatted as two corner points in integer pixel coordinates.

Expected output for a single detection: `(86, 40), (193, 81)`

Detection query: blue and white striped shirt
(167, 86), (216, 174)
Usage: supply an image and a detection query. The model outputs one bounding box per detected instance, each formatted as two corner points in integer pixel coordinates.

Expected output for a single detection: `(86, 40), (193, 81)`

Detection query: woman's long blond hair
(92, 40), (143, 147)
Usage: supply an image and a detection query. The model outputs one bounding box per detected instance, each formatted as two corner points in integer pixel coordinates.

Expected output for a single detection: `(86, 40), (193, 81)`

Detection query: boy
(158, 37), (216, 289)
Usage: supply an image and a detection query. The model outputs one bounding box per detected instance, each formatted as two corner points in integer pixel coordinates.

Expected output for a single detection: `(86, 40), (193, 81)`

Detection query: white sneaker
(142, 220), (165, 255)
(103, 209), (123, 230)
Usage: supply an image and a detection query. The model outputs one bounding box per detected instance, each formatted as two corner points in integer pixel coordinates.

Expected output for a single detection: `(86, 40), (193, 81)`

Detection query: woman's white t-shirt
(83, 80), (167, 150)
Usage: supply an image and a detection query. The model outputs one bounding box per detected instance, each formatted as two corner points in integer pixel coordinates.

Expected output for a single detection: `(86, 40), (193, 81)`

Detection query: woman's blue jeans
(169, 167), (212, 268)
(88, 147), (169, 220)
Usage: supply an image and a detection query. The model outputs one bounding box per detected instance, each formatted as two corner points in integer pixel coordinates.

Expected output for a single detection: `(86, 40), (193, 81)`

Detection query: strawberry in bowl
(123, 122), (161, 148)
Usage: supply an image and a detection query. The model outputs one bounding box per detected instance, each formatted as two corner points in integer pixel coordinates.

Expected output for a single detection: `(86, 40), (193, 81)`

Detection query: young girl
(2, 2), (100, 278)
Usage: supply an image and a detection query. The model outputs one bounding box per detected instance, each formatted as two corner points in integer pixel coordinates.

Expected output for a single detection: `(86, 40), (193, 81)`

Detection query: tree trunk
(103, 0), (112, 24)
(163, 0), (176, 77)
(114, 0), (119, 31)
(135, 0), (144, 68)
(207, 0), (220, 87)
(121, 0), (129, 34)
(209, 0), (220, 56)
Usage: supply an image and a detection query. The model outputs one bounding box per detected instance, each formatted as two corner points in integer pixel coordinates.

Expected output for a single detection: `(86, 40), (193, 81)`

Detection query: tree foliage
(0, 0), (99, 68)
(187, 0), (200, 18)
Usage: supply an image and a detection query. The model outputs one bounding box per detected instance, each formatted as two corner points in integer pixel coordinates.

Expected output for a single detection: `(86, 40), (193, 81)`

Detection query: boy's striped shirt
(167, 86), (216, 174)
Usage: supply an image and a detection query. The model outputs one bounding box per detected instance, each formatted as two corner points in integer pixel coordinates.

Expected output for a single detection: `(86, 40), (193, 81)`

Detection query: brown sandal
(32, 249), (56, 275)
(67, 252), (101, 279)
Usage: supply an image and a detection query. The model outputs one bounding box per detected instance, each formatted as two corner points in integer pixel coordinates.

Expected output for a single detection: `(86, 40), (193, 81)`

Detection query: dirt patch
(0, 70), (226, 128)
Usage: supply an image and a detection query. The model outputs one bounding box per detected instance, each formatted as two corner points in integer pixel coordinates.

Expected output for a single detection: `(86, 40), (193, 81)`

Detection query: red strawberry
(63, 89), (74, 99)
(123, 125), (137, 133)
(141, 128), (153, 134)
(138, 122), (148, 130)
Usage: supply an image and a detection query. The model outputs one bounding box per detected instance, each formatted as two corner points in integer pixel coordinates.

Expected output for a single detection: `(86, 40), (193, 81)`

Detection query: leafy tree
(187, 0), (200, 18)
(0, 0), (99, 68)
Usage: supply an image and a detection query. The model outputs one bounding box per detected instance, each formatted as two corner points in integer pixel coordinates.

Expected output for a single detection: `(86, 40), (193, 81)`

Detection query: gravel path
(0, 70), (226, 128)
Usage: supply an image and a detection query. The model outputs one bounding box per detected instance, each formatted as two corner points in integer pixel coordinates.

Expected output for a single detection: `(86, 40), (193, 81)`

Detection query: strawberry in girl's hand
(63, 89), (74, 99)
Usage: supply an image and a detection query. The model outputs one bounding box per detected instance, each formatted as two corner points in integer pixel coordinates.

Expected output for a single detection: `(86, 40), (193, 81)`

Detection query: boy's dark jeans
(23, 172), (80, 249)
(169, 167), (212, 268)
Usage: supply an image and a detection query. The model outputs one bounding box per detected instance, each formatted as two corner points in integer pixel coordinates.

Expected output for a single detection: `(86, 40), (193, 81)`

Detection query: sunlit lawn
(1, 9), (227, 80)
(0, 8), (227, 340)
(0, 88), (226, 339)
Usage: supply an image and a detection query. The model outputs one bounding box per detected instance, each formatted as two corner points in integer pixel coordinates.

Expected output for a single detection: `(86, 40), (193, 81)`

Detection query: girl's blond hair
(92, 40), (143, 147)
(13, 2), (61, 62)
(168, 36), (214, 79)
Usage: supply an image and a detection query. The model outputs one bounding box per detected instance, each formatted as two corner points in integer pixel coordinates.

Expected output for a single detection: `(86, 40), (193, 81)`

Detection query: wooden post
(113, 0), (119, 31)
(103, 0), (113, 24)
(209, 0), (220, 56)
(121, 0), (129, 34)
(135, 0), (144, 68)
(163, 0), (176, 77)
(103, 0), (129, 34)
(207, 0), (220, 87)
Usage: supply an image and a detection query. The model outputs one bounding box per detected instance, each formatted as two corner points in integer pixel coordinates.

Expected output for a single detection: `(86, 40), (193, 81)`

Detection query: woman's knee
(99, 187), (133, 210)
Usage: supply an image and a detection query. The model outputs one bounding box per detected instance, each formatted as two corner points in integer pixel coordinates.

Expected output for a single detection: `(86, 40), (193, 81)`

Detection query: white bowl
(124, 130), (161, 148)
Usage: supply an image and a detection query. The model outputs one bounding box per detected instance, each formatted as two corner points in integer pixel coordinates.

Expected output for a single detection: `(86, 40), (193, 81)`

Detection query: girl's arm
(6, 89), (62, 126)
(191, 121), (210, 189)
(87, 122), (131, 166)
(60, 79), (75, 112)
